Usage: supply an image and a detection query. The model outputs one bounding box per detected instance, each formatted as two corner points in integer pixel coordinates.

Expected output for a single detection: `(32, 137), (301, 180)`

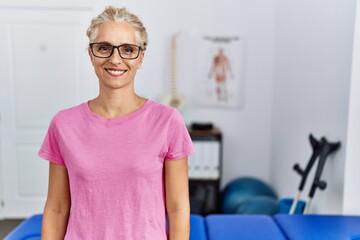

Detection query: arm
(208, 57), (216, 78)
(225, 57), (234, 79)
(165, 157), (190, 240)
(42, 162), (71, 240)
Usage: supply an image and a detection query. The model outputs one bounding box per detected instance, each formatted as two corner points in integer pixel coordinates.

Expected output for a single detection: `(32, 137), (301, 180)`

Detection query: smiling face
(89, 20), (144, 91)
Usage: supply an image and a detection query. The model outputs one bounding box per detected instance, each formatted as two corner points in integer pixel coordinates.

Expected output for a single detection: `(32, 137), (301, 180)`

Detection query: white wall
(343, 0), (360, 215)
(271, 0), (357, 214)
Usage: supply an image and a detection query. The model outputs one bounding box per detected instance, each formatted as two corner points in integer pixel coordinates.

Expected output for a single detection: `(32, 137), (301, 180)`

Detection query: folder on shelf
(189, 141), (220, 179)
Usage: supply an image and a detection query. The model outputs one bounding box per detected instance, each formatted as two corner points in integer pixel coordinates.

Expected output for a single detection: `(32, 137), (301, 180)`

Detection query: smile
(106, 68), (126, 77)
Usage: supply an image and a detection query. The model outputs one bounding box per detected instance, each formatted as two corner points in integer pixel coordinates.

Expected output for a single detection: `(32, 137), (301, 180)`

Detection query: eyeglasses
(89, 42), (143, 59)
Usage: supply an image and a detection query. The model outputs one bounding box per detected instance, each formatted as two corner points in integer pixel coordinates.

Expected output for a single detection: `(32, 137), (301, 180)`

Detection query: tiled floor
(0, 219), (24, 239)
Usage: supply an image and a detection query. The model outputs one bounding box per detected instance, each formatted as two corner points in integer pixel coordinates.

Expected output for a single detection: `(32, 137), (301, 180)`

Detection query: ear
(88, 48), (95, 66)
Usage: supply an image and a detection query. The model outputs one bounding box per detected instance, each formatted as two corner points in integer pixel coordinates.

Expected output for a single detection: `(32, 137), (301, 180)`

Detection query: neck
(89, 89), (146, 118)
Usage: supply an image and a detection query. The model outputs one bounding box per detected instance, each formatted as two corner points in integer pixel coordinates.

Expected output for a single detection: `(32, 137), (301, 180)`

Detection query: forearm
(167, 209), (190, 240)
(41, 206), (69, 240)
(164, 157), (190, 240)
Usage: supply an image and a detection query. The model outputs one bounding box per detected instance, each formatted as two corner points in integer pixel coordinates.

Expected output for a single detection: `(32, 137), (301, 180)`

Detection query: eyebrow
(92, 41), (136, 46)
(95, 41), (111, 44)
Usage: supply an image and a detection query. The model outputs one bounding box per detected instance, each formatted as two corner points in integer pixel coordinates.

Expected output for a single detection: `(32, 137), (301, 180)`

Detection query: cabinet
(188, 127), (222, 215)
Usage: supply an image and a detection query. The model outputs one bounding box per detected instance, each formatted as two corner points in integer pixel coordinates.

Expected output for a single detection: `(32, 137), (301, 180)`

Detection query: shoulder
(147, 99), (178, 119)
(148, 100), (186, 127)
(51, 103), (85, 125)
(143, 99), (187, 128)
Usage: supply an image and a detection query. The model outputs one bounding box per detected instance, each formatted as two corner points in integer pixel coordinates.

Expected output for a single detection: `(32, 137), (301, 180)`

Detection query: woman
(39, 6), (195, 240)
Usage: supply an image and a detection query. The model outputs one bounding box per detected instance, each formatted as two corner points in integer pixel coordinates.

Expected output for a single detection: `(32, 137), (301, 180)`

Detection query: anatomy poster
(194, 36), (244, 108)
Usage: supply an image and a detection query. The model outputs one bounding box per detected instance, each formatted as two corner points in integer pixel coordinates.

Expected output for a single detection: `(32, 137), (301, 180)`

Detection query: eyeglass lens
(91, 43), (140, 59)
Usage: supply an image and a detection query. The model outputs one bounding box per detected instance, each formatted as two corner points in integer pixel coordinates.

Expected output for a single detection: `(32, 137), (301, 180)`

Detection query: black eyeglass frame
(89, 42), (144, 60)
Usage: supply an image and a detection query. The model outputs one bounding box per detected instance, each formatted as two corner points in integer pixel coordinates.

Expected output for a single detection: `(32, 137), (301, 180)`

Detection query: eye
(121, 45), (136, 55)
(96, 43), (112, 51)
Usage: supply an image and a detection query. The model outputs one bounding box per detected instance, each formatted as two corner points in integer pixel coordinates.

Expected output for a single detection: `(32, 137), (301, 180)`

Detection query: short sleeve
(165, 109), (195, 160)
(38, 115), (65, 166)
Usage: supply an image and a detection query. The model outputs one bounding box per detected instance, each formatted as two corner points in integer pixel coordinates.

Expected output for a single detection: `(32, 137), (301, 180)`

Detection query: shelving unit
(188, 128), (222, 215)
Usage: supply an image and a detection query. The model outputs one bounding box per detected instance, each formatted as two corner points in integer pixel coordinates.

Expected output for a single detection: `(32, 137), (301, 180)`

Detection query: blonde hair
(86, 6), (148, 49)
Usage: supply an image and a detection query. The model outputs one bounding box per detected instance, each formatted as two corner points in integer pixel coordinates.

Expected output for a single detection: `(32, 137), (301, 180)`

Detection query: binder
(189, 141), (220, 179)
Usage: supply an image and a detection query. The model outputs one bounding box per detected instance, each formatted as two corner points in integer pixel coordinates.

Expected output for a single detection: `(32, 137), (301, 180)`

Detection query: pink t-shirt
(38, 99), (195, 239)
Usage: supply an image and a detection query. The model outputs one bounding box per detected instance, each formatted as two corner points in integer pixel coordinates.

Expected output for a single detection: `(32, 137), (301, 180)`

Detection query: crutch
(289, 134), (322, 214)
(303, 137), (341, 214)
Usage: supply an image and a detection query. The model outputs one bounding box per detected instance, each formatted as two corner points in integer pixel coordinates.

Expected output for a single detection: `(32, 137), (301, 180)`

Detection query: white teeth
(107, 69), (125, 75)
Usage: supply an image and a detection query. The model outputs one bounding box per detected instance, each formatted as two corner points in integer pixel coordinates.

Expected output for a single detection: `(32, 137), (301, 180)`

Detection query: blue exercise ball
(235, 196), (279, 216)
(221, 177), (278, 214)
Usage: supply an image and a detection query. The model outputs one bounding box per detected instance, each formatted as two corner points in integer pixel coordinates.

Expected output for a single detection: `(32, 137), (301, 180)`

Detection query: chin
(102, 80), (132, 90)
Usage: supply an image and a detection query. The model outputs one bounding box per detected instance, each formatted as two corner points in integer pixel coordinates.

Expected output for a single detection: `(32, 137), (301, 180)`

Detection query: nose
(108, 48), (123, 64)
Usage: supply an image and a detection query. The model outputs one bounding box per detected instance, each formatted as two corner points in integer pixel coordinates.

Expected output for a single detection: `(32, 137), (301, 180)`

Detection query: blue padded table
(5, 214), (207, 240)
(190, 214), (208, 240)
(205, 214), (287, 240)
(274, 214), (360, 240)
(4, 214), (42, 240)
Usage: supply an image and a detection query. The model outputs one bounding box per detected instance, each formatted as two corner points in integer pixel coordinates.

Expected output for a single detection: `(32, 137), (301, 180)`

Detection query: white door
(0, 7), (96, 218)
